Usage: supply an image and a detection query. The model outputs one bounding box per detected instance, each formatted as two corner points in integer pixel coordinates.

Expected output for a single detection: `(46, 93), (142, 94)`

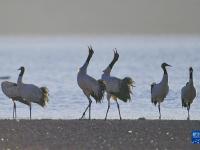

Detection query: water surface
(0, 36), (199, 120)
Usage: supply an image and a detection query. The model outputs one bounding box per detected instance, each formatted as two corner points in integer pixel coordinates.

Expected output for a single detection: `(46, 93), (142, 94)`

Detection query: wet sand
(0, 119), (199, 150)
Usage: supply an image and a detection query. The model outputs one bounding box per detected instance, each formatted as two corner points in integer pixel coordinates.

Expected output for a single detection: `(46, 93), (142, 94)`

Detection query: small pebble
(128, 130), (132, 134)
(150, 139), (154, 144)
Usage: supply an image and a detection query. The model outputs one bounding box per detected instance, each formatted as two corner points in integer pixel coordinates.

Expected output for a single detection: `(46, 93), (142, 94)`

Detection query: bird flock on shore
(0, 46), (197, 120)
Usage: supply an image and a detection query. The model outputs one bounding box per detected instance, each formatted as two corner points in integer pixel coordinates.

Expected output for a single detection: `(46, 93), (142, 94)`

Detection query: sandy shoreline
(0, 119), (199, 150)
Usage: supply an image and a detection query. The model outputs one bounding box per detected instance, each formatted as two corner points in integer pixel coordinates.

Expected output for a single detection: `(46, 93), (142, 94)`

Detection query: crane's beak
(18, 68), (21, 70)
(166, 64), (172, 67)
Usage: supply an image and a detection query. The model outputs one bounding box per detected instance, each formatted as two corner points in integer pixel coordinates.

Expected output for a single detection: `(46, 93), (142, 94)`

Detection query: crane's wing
(103, 76), (121, 93)
(1, 81), (21, 99)
(20, 83), (42, 101)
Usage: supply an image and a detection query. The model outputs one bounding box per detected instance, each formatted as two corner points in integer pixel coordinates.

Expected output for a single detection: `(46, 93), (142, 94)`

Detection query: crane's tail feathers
(182, 99), (190, 108)
(40, 87), (49, 107)
(152, 100), (157, 106)
(111, 77), (134, 102)
(91, 80), (106, 103)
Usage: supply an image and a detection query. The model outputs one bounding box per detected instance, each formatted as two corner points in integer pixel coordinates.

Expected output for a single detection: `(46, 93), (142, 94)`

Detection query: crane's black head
(189, 67), (193, 79)
(189, 67), (193, 73)
(85, 45), (94, 63)
(88, 45), (94, 55)
(18, 66), (25, 71)
(113, 48), (119, 61)
(18, 66), (25, 76)
(108, 49), (119, 70)
(161, 63), (171, 69)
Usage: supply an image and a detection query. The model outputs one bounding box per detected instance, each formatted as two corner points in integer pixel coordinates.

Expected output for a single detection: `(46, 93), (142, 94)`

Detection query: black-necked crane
(77, 46), (105, 120)
(151, 62), (171, 119)
(181, 67), (196, 120)
(16, 66), (49, 119)
(102, 49), (134, 120)
(1, 81), (29, 119)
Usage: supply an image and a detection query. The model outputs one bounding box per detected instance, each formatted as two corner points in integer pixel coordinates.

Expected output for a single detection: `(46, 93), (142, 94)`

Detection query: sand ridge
(0, 119), (199, 150)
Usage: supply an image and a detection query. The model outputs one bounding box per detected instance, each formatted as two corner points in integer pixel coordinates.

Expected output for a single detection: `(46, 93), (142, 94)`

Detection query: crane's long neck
(103, 56), (118, 76)
(189, 71), (193, 85)
(109, 56), (118, 70)
(163, 66), (168, 75)
(162, 66), (168, 83)
(17, 69), (24, 84)
(80, 52), (93, 74)
(86, 52), (93, 64)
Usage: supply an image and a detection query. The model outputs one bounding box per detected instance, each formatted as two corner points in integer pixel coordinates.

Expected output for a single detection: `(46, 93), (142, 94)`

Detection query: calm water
(0, 36), (200, 120)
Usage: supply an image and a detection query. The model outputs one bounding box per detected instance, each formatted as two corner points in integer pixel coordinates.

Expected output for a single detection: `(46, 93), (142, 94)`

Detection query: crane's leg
(88, 97), (92, 120)
(116, 100), (122, 120)
(13, 101), (16, 119)
(105, 99), (110, 120)
(80, 96), (92, 120)
(14, 102), (17, 119)
(158, 103), (161, 120)
(80, 104), (89, 119)
(105, 94), (111, 120)
(13, 101), (15, 119)
(187, 105), (190, 120)
(29, 103), (32, 120)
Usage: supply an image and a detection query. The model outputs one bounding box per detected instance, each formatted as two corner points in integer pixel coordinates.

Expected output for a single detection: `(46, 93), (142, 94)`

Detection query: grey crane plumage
(77, 46), (105, 120)
(2, 67), (49, 119)
(181, 67), (196, 120)
(102, 49), (134, 120)
(151, 62), (171, 119)
(17, 66), (49, 119)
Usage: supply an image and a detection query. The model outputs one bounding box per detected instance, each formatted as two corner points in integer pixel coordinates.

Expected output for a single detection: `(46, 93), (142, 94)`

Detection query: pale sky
(0, 0), (200, 35)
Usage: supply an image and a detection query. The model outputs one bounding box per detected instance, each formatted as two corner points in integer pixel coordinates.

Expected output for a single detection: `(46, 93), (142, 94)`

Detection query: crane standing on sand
(77, 46), (105, 120)
(102, 49), (134, 120)
(151, 63), (171, 119)
(181, 67), (196, 120)
(16, 66), (49, 119)
(1, 67), (49, 119)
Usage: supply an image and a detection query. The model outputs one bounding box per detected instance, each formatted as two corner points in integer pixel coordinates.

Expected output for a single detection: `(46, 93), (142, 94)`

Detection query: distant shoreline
(1, 1), (200, 35)
(0, 34), (200, 37)
(0, 119), (199, 149)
